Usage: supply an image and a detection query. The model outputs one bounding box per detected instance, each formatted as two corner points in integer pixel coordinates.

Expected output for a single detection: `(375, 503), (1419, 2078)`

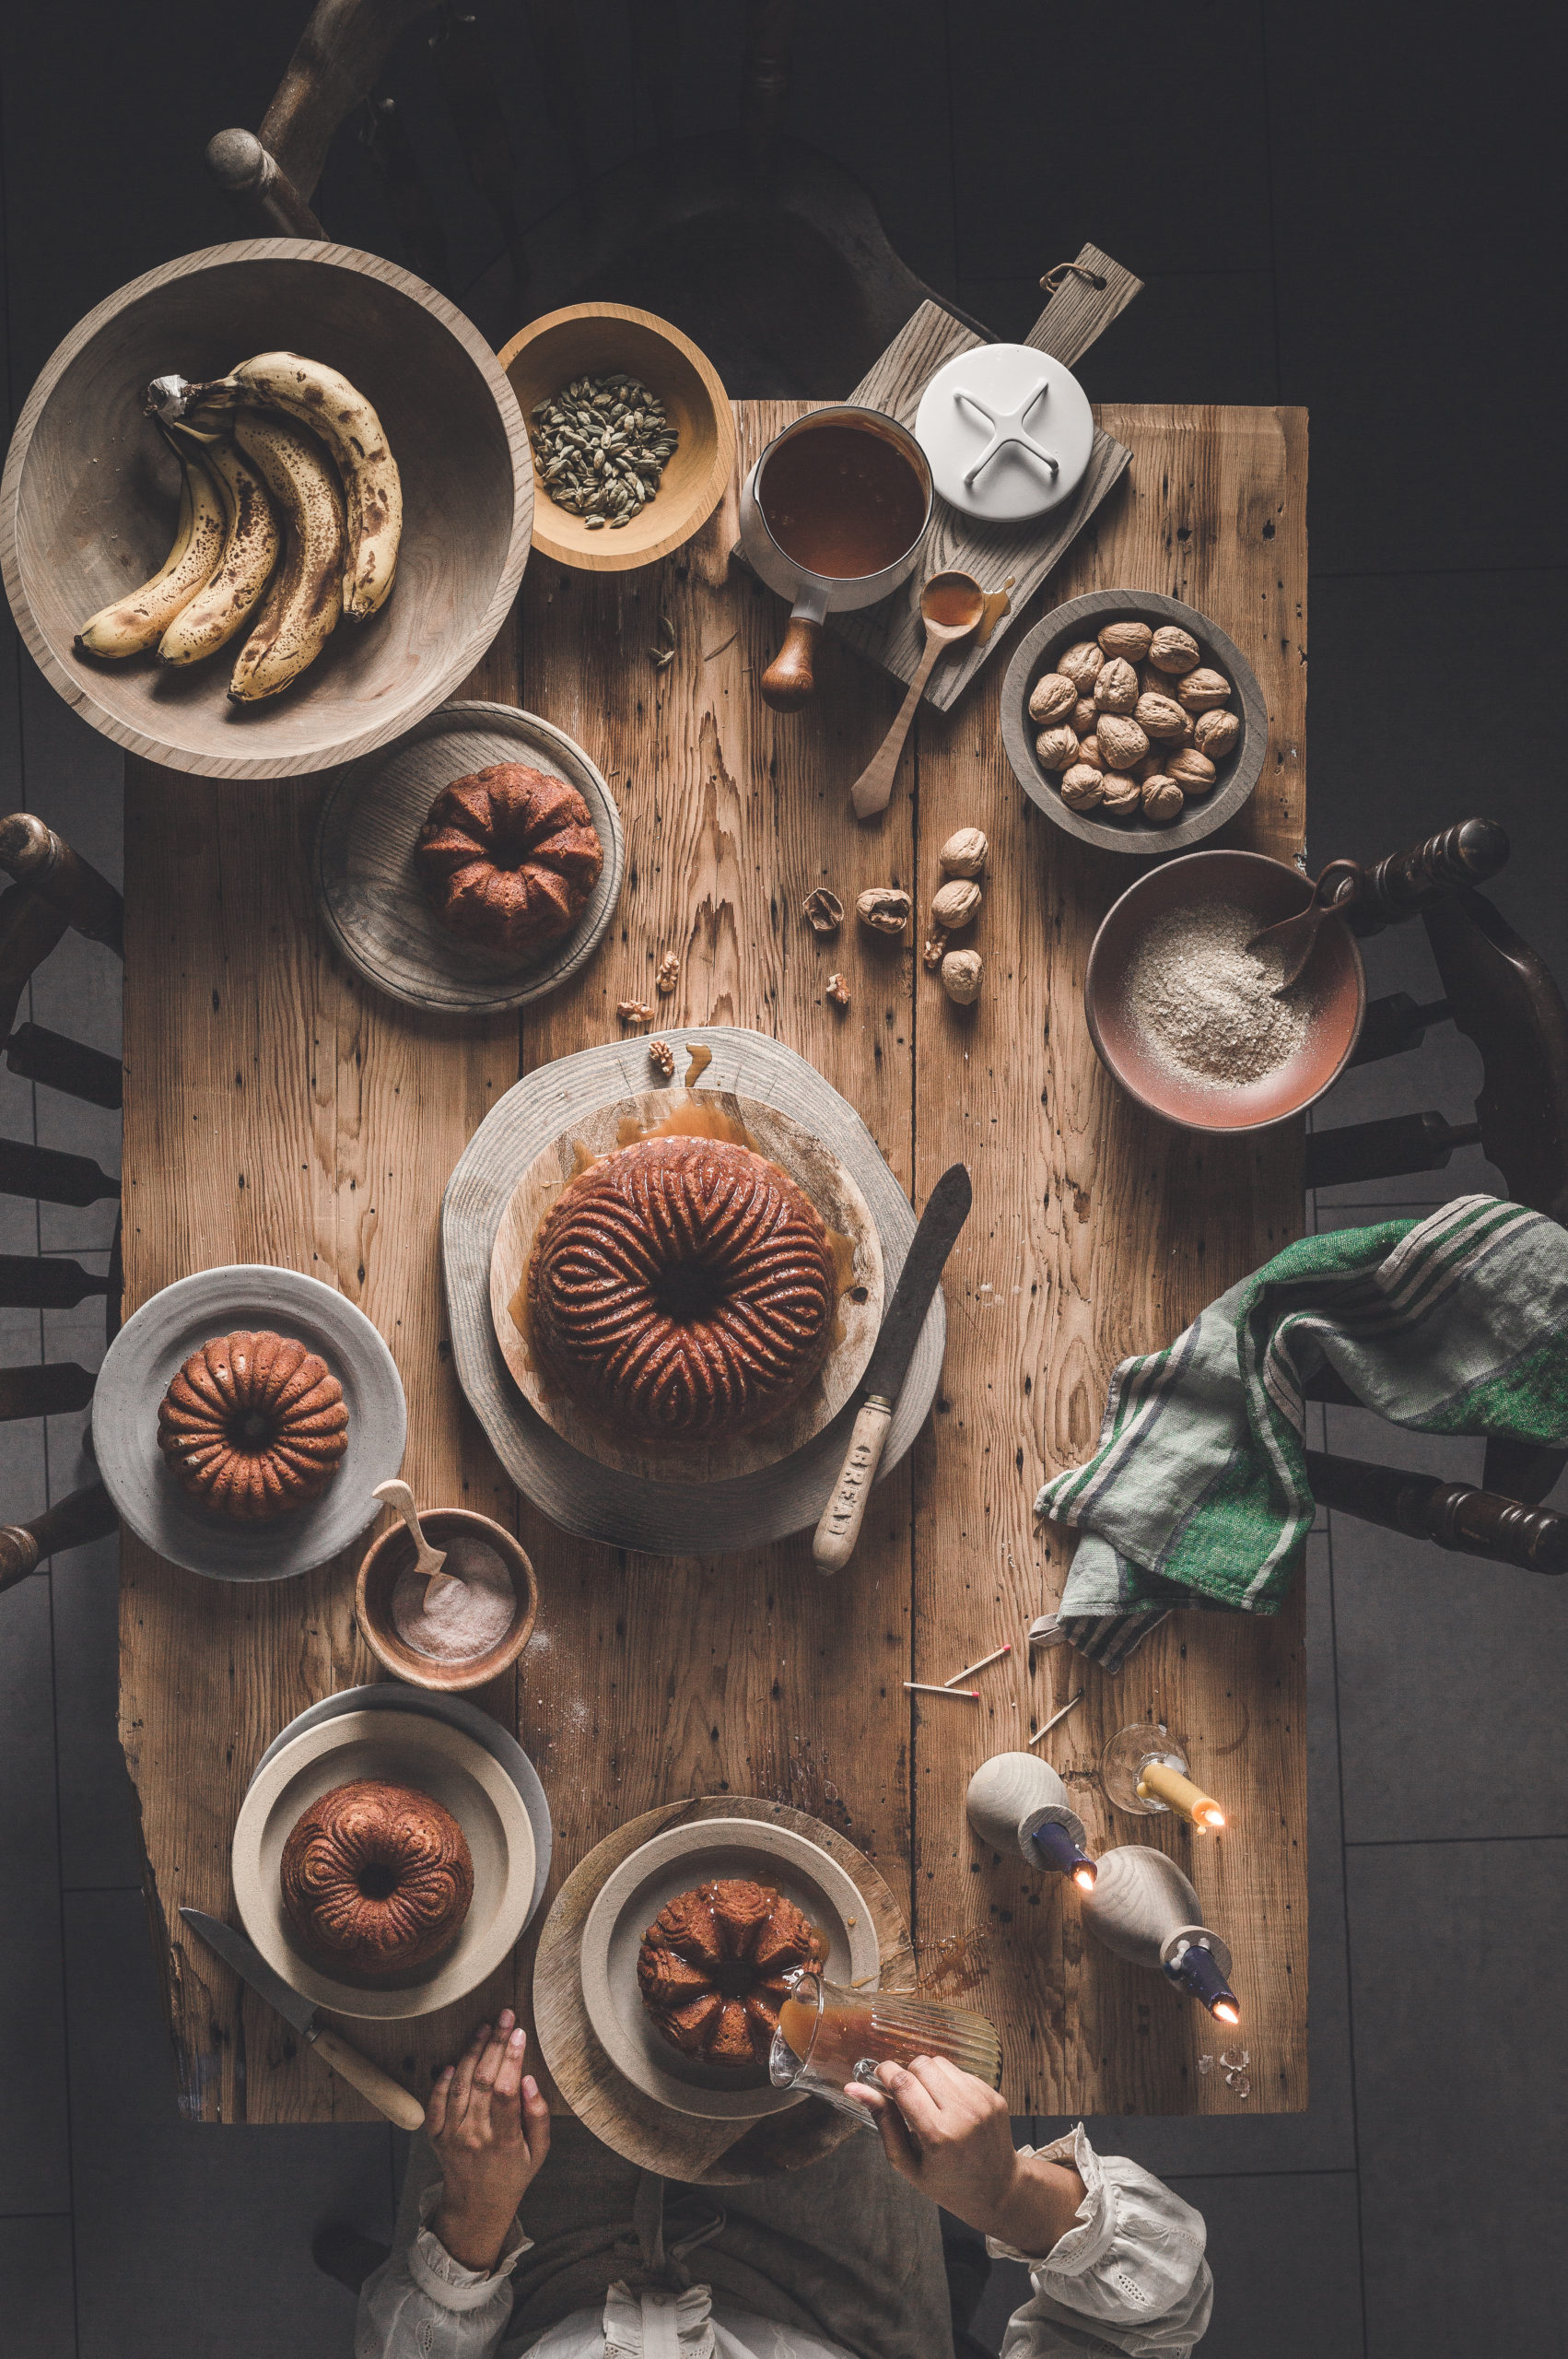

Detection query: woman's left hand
(428, 2009), (552, 2271)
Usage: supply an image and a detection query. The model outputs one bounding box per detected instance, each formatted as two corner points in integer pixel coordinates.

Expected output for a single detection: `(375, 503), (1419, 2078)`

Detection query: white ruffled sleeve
(354, 2179), (533, 2359)
(990, 2126), (1213, 2359)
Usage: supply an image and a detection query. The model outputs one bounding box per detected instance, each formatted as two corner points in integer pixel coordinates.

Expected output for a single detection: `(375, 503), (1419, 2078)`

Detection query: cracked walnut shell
(802, 887), (844, 933)
(857, 886), (912, 938)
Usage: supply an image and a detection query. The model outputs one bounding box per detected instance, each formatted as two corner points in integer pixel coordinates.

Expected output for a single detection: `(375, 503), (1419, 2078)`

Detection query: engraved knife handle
(813, 1395), (893, 1574)
(310, 2026), (427, 2130)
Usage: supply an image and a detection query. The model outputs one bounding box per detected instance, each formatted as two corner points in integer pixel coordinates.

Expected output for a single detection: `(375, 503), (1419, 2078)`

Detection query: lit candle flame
(1197, 1804), (1226, 1832)
(1211, 1999), (1240, 2025)
(1072, 1862), (1097, 1892)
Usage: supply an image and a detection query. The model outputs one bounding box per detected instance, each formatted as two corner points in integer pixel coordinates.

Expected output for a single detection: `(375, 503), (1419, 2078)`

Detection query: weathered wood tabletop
(121, 398), (1307, 2126)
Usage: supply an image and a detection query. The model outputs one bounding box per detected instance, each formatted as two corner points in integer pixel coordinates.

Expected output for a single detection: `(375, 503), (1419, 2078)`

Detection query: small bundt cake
(157, 1331), (348, 1520)
(525, 1134), (837, 1443)
(415, 763), (603, 960)
(280, 1778), (474, 1979)
(637, 1879), (825, 2067)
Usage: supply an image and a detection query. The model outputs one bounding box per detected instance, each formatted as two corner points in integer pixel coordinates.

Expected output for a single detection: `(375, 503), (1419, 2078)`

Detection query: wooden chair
(1298, 816), (1568, 1571)
(205, 0), (989, 391)
(0, 814), (123, 1592)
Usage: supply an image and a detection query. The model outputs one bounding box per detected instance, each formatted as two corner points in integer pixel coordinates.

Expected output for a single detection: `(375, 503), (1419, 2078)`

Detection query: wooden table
(120, 399), (1307, 2126)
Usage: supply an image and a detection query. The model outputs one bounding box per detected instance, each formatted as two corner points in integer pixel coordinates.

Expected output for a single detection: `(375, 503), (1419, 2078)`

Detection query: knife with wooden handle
(813, 1163), (971, 1573)
(181, 1907), (427, 2130)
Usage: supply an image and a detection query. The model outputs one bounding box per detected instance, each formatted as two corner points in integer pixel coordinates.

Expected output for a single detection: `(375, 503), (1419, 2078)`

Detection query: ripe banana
(227, 411), (345, 703)
(152, 351), (401, 621)
(156, 428), (280, 667)
(76, 438), (226, 659)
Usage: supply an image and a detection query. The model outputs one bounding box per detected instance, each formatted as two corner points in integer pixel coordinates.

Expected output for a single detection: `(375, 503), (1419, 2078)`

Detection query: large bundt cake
(157, 1330), (349, 1519)
(637, 1879), (825, 2067)
(280, 1778), (474, 1978)
(415, 763), (603, 959)
(525, 1134), (837, 1443)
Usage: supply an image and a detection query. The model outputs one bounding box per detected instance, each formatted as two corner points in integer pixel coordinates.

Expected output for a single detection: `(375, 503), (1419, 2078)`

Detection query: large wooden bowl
(0, 240), (532, 780)
(498, 302), (733, 572)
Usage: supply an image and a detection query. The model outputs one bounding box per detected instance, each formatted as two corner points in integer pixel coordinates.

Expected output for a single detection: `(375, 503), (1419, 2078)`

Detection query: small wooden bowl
(498, 302), (733, 571)
(1084, 850), (1365, 1132)
(356, 1508), (537, 1694)
(0, 240), (532, 780)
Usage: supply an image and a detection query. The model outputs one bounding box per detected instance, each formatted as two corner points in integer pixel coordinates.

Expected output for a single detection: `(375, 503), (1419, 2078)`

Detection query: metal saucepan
(738, 405), (933, 711)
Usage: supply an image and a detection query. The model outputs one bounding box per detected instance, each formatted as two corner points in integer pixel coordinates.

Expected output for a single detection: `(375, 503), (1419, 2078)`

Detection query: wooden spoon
(372, 1479), (455, 1605)
(1247, 858), (1363, 994)
(849, 571), (986, 820)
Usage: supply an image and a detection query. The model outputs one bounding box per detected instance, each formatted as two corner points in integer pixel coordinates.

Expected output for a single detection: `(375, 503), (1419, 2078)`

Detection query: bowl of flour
(1085, 850), (1365, 1130)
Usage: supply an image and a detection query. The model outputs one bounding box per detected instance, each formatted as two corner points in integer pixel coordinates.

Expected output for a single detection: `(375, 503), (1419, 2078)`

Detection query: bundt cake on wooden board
(280, 1778), (474, 1978)
(156, 1329), (348, 1519)
(415, 762), (603, 960)
(636, 1878), (826, 2067)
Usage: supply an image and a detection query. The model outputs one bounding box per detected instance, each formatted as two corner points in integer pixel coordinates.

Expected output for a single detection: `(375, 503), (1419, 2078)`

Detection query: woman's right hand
(846, 2055), (1084, 2258)
(427, 2009), (552, 2271)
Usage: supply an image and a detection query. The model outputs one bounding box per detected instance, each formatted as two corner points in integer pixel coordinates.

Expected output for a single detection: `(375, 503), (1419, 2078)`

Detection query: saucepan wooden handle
(813, 1396), (893, 1573)
(311, 2026), (427, 2131)
(761, 616), (822, 710)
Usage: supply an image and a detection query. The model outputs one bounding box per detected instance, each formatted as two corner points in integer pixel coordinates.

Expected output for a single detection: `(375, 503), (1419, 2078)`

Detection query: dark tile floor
(1, 4), (1562, 2352)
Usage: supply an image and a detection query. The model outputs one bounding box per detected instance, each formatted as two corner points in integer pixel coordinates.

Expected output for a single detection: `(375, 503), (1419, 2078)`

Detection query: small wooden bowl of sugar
(356, 1508), (537, 1694)
(1085, 849), (1365, 1132)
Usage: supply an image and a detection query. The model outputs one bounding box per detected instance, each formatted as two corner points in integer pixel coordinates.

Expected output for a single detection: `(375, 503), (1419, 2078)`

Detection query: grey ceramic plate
(312, 699), (626, 1015)
(252, 1680), (552, 1933)
(92, 1265), (407, 1582)
(1000, 588), (1268, 855)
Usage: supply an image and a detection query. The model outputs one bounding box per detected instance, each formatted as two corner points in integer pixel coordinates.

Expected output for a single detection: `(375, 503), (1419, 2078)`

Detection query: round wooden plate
(312, 701), (626, 1015)
(532, 1796), (912, 2184)
(232, 1707), (535, 2021)
(579, 1815), (881, 2120)
(439, 1029), (945, 1555)
(90, 1263), (407, 1583)
(487, 1089), (885, 1484)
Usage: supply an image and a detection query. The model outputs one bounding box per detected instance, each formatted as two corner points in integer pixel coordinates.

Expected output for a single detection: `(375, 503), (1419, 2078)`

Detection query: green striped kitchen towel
(1033, 1195), (1568, 1669)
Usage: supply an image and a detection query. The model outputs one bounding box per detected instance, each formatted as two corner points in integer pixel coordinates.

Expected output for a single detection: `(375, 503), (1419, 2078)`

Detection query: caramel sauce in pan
(760, 421), (928, 581)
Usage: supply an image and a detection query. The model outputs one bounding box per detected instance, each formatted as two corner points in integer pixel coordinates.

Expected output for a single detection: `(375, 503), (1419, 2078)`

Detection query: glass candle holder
(1100, 1723), (1227, 1831)
(768, 1972), (1003, 2123)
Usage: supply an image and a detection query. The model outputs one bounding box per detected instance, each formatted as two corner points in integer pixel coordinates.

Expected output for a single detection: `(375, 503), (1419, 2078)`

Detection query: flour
(1122, 902), (1316, 1088)
(392, 1535), (518, 1663)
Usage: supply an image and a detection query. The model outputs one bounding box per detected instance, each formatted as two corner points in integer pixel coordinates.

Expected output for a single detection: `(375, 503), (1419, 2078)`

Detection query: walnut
(802, 887), (845, 933)
(1166, 747), (1218, 791)
(1077, 734), (1103, 769)
(648, 1037), (676, 1077)
(1057, 640), (1103, 693)
(940, 948), (982, 1004)
(939, 827), (989, 877)
(1141, 776), (1185, 823)
(1059, 763), (1104, 811)
(1176, 666), (1232, 713)
(930, 877), (981, 932)
(1027, 671), (1077, 725)
(1194, 709), (1241, 760)
(1098, 619), (1153, 663)
(857, 886), (912, 938)
(1134, 691), (1188, 742)
(825, 972), (851, 1008)
(616, 998), (656, 1024)
(1148, 625), (1200, 675)
(922, 930), (949, 970)
(1072, 697), (1098, 737)
(1100, 774), (1141, 816)
(1094, 657), (1139, 715)
(1096, 714), (1150, 771)
(1035, 725), (1080, 773)
(655, 951), (680, 995)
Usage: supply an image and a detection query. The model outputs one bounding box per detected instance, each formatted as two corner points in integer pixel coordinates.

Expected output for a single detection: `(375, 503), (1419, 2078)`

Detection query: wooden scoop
(372, 1479), (455, 1604)
(1247, 858), (1363, 994)
(849, 571), (985, 820)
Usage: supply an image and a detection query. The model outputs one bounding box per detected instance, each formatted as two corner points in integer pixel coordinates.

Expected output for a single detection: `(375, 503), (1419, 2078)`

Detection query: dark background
(1, 4), (1563, 2353)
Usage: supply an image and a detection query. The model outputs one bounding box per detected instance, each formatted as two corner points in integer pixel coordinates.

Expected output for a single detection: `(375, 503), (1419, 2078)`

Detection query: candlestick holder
(965, 1752), (1096, 1888)
(1080, 1845), (1240, 2024)
(1100, 1723), (1227, 1832)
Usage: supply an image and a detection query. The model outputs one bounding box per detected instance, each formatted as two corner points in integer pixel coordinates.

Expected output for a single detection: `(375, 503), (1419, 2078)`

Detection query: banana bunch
(76, 352), (402, 705)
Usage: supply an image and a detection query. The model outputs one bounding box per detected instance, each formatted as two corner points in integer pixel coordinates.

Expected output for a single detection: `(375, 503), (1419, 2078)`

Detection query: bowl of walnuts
(1000, 589), (1267, 854)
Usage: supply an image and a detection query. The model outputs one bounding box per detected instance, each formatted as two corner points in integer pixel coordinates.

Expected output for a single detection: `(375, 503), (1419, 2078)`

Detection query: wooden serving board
(532, 1795), (911, 2184)
(829, 243), (1143, 710)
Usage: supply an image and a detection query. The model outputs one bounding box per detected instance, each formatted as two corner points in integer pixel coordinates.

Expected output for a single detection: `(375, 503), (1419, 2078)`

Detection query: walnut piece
(1027, 671), (1077, 724)
(940, 948), (982, 1004)
(1058, 640), (1104, 692)
(922, 930), (949, 971)
(939, 827), (989, 877)
(1141, 776), (1185, 823)
(655, 951), (680, 996)
(825, 972), (851, 1008)
(648, 1038), (676, 1077)
(857, 886), (912, 938)
(1148, 625), (1200, 675)
(802, 886), (845, 933)
(616, 999), (656, 1024)
(930, 877), (982, 932)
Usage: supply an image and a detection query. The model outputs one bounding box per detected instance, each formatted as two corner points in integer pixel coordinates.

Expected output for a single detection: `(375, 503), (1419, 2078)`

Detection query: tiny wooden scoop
(849, 571), (986, 820)
(372, 1478), (454, 1603)
(1248, 858), (1363, 993)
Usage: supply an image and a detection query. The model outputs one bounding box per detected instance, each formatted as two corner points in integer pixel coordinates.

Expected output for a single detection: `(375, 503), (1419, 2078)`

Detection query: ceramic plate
(579, 1816), (880, 2121)
(92, 1265), (407, 1582)
(232, 1708), (535, 2021)
(251, 1682), (552, 1932)
(312, 700), (625, 1015)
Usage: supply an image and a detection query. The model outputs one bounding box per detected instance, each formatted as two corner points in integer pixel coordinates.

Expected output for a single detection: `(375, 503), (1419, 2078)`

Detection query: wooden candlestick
(965, 1752), (1094, 1883)
(1080, 1845), (1239, 2021)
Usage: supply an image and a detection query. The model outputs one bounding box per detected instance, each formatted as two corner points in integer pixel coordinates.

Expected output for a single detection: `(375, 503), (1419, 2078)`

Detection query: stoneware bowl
(0, 240), (532, 779)
(1084, 849), (1366, 1132)
(1000, 588), (1267, 855)
(356, 1507), (538, 1694)
(498, 301), (734, 572)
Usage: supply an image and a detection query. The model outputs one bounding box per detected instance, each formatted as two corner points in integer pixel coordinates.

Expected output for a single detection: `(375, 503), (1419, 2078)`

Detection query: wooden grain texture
(118, 398), (1309, 2124)
(532, 1796), (912, 2184)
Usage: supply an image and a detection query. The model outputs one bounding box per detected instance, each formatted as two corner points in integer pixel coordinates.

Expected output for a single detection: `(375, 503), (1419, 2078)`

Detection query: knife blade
(813, 1162), (972, 1573)
(181, 1907), (427, 2130)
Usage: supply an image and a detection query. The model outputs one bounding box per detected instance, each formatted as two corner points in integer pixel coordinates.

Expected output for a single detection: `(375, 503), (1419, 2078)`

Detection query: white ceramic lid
(915, 344), (1094, 523)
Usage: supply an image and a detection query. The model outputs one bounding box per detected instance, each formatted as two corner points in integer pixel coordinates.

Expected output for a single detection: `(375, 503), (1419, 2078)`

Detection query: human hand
(427, 2009), (551, 2271)
(846, 2056), (1083, 2257)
